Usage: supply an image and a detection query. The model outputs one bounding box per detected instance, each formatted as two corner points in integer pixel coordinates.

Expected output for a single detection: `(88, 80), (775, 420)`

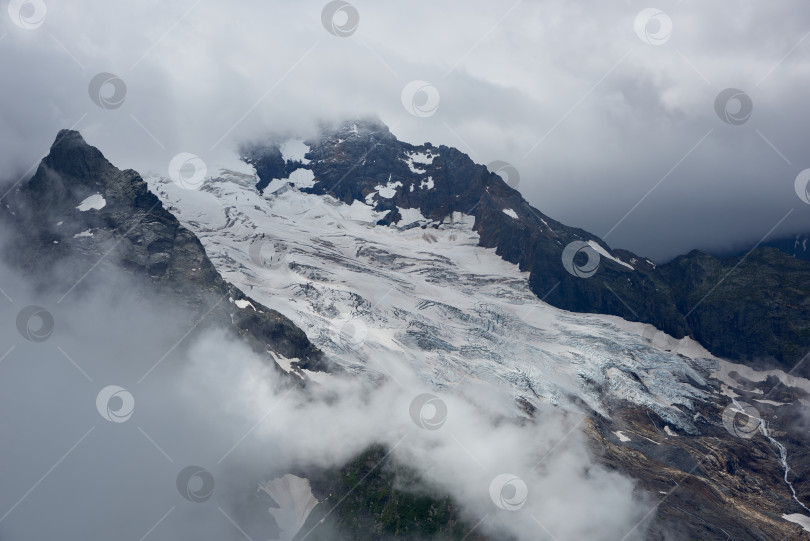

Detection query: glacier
(147, 165), (717, 433)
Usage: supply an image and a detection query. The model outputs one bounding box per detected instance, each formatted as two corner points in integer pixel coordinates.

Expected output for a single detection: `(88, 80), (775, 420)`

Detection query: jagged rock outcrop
(1, 130), (321, 363)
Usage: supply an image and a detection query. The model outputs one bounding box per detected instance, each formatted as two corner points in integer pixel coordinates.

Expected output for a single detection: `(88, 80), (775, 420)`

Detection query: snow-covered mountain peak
(148, 167), (714, 431)
(7, 128), (810, 539)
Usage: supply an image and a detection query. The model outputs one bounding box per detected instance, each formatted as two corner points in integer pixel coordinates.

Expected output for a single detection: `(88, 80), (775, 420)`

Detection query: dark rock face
(591, 398), (810, 541)
(658, 247), (810, 369)
(297, 445), (486, 541)
(1, 130), (321, 363)
(245, 119), (810, 376)
(242, 141), (307, 195)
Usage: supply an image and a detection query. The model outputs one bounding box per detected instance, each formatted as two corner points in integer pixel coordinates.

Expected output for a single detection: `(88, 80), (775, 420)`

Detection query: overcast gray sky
(1, 0), (809, 261)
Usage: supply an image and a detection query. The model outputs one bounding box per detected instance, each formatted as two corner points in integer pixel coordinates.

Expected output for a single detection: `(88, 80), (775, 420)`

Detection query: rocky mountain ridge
(1, 130), (321, 365)
(155, 123), (810, 539)
(243, 118), (810, 376)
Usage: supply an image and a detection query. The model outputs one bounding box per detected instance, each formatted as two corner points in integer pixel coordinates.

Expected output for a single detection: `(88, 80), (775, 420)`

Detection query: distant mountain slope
(723, 233), (810, 262)
(658, 247), (810, 368)
(243, 119), (810, 376)
(767, 233), (810, 262)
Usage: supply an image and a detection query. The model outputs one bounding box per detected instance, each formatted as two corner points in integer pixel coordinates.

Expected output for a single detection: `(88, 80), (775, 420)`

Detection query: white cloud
(0, 0), (808, 261)
(0, 252), (650, 540)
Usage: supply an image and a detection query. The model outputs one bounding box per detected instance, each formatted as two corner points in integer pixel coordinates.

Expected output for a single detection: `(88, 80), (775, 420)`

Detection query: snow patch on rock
(280, 139), (311, 164)
(375, 176), (402, 199)
(398, 207), (427, 226)
(587, 240), (634, 270)
(404, 150), (434, 174)
(234, 299), (256, 311)
(783, 513), (810, 532)
(288, 169), (316, 189)
(76, 194), (106, 212)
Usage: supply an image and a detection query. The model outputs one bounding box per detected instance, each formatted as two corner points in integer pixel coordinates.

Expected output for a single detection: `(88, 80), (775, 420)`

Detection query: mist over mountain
(722, 232), (810, 263)
(1, 1), (810, 260)
(1, 122), (808, 539)
(2, 2), (810, 540)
